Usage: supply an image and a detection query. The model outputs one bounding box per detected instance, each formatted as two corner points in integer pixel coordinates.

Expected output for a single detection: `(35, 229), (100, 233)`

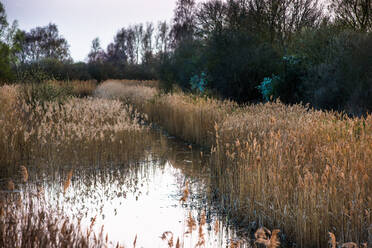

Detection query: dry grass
(95, 80), (158, 111)
(214, 102), (371, 247)
(97, 80), (372, 247)
(0, 83), (149, 168)
(0, 191), (124, 248)
(104, 79), (159, 88)
(50, 80), (98, 97)
(95, 81), (237, 147)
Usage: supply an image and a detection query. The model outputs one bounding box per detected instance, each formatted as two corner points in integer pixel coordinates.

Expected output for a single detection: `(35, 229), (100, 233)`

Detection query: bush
(302, 31), (372, 115)
(270, 55), (308, 104)
(0, 43), (14, 83)
(203, 30), (280, 102)
(21, 82), (73, 109)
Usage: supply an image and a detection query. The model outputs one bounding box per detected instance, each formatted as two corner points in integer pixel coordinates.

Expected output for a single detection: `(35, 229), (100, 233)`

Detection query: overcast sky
(3, 0), (181, 62)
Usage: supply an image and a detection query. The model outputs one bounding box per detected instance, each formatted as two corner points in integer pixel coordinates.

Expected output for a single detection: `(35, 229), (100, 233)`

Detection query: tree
(171, 0), (197, 45)
(126, 26), (136, 64)
(329, 0), (371, 32)
(133, 24), (143, 64)
(88, 37), (105, 63)
(0, 2), (14, 82)
(142, 22), (154, 64)
(16, 23), (71, 62)
(245, 0), (323, 44)
(195, 0), (226, 38)
(155, 21), (171, 55)
(0, 2), (8, 38)
(0, 42), (12, 82)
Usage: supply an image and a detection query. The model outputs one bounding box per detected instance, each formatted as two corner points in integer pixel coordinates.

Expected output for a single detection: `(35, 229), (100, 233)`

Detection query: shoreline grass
(0, 83), (149, 169)
(95, 80), (372, 247)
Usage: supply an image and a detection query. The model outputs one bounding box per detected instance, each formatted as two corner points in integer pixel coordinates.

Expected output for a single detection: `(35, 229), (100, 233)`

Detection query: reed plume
(7, 180), (15, 191)
(63, 169), (73, 194)
(214, 220), (219, 235)
(185, 211), (196, 234)
(175, 237), (180, 248)
(160, 231), (174, 247)
(133, 234), (137, 248)
(255, 227), (271, 240)
(329, 232), (337, 248)
(329, 232), (364, 248)
(20, 165), (28, 183)
(180, 181), (189, 202)
(254, 229), (280, 248)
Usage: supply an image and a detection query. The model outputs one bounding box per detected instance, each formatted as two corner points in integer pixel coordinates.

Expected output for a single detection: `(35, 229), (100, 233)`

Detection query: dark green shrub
(302, 31), (372, 115)
(270, 55), (308, 104)
(204, 30), (280, 102)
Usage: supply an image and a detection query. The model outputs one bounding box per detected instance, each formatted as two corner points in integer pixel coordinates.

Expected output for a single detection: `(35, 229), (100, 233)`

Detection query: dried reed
(97, 80), (372, 247)
(63, 169), (73, 194)
(180, 181), (190, 202)
(0, 193), (119, 248)
(7, 180), (14, 191)
(0, 84), (149, 168)
(20, 166), (28, 183)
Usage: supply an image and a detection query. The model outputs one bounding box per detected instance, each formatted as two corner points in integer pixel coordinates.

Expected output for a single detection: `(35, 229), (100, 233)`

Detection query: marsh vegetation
(1, 80), (371, 247)
(95, 80), (372, 247)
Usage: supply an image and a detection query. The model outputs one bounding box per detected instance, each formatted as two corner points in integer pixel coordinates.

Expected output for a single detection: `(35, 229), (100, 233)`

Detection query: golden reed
(95, 80), (372, 247)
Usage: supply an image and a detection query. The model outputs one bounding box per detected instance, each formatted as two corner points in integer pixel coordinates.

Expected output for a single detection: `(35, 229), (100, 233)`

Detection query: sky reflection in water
(37, 140), (248, 248)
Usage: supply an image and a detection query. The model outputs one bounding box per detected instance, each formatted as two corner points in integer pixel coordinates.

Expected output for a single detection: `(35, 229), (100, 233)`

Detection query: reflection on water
(1, 132), (250, 247)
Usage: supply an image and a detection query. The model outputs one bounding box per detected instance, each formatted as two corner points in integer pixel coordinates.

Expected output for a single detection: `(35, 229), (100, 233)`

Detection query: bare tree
(16, 23), (70, 62)
(113, 28), (128, 64)
(329, 0), (371, 32)
(126, 27), (136, 64)
(155, 21), (171, 54)
(246, 0), (323, 43)
(142, 22), (154, 63)
(196, 0), (226, 38)
(133, 24), (143, 64)
(88, 37), (105, 63)
(171, 0), (197, 45)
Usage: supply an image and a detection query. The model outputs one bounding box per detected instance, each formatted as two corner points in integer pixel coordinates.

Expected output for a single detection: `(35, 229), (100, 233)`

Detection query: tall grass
(0, 179), (127, 248)
(49, 80), (98, 97)
(96, 80), (372, 247)
(214, 102), (371, 247)
(95, 81), (237, 147)
(94, 80), (158, 111)
(0, 83), (149, 169)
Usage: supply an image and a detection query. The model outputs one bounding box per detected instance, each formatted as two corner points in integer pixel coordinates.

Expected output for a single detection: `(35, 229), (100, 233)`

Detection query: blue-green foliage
(283, 55), (302, 65)
(258, 75), (281, 101)
(257, 77), (273, 101)
(258, 54), (306, 103)
(190, 72), (207, 93)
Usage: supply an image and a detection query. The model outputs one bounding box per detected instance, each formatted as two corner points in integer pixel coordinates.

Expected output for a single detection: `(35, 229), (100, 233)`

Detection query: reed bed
(50, 80), (98, 97)
(95, 81), (237, 147)
(94, 80), (158, 110)
(0, 172), (127, 248)
(214, 102), (372, 247)
(97, 80), (372, 247)
(0, 84), (149, 168)
(0, 194), (117, 248)
(105, 79), (159, 88)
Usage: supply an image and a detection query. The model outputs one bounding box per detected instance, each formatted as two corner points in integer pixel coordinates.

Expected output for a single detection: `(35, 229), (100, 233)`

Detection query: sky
(2, 0), (179, 62)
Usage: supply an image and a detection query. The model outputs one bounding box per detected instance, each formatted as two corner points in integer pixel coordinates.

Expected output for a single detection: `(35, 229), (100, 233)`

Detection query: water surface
(2, 131), (251, 247)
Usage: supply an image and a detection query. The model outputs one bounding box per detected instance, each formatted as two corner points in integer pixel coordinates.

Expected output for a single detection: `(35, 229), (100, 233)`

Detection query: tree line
(0, 0), (371, 115)
(161, 0), (371, 115)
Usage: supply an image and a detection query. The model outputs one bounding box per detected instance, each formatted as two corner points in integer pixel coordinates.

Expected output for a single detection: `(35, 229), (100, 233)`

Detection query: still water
(3, 132), (251, 247)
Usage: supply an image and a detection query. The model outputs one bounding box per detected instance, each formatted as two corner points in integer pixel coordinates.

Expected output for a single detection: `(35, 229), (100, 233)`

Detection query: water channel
(1, 130), (252, 247)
